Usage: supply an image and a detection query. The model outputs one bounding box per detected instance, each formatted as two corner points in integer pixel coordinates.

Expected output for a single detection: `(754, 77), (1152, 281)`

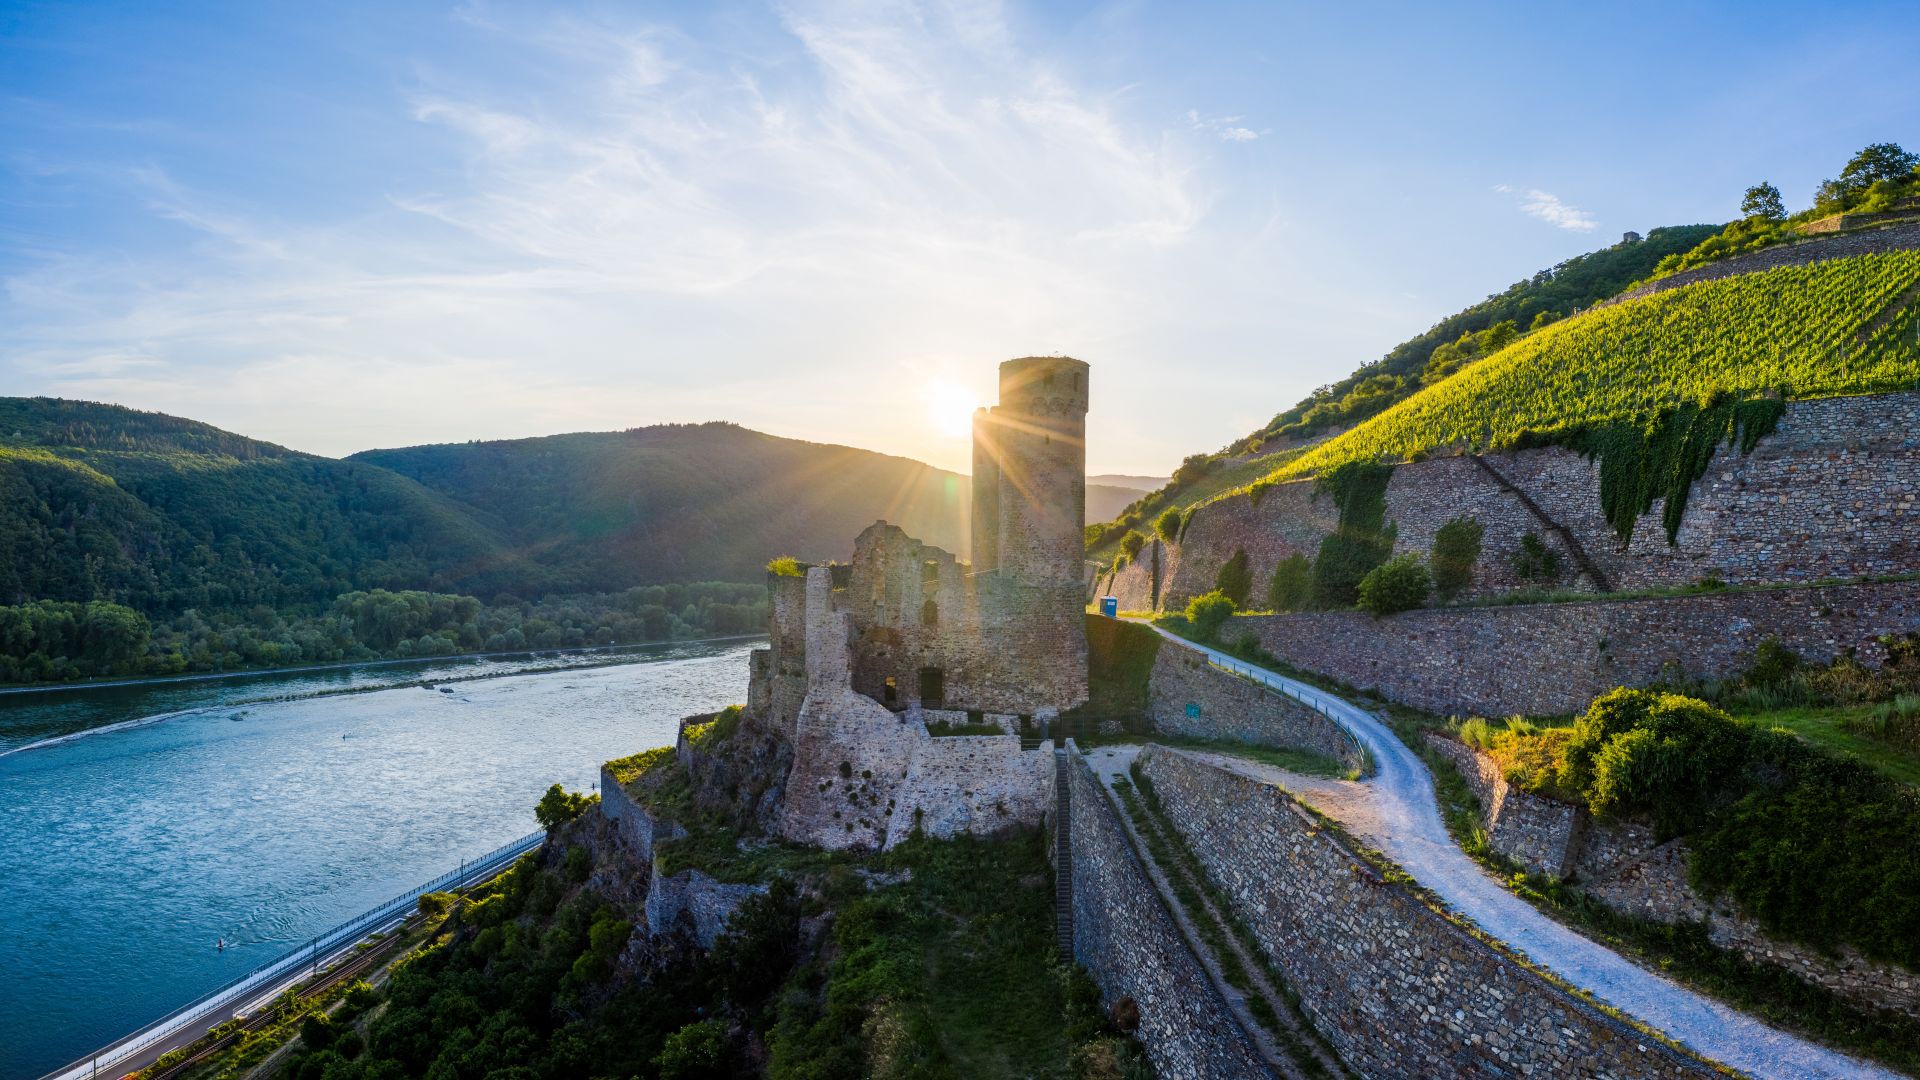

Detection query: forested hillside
(352, 423), (969, 591)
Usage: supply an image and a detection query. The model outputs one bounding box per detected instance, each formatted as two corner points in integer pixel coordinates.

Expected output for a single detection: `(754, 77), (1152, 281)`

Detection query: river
(0, 639), (758, 1079)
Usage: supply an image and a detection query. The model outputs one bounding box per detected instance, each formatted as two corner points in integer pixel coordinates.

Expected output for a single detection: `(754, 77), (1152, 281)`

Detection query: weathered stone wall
(599, 765), (685, 865)
(884, 734), (1051, 842)
(1097, 537), (1174, 613)
(1136, 747), (1715, 1078)
(1240, 580), (1920, 717)
(1158, 391), (1920, 614)
(1147, 648), (1364, 772)
(1064, 746), (1273, 1080)
(644, 866), (768, 949)
(1424, 734), (1584, 878)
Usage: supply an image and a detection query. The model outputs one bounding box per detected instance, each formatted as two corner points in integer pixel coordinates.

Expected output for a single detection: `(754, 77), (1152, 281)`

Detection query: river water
(0, 640), (757, 1079)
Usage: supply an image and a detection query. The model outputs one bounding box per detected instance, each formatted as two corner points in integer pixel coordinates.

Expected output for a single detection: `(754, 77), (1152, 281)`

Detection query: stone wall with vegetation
(1157, 391), (1920, 613)
(1147, 647), (1363, 772)
(1136, 747), (1716, 1078)
(1425, 734), (1584, 877)
(1064, 746), (1272, 1080)
(1240, 579), (1920, 717)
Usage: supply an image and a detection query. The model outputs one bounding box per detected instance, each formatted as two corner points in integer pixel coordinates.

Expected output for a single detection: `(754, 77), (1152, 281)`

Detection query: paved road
(1137, 624), (1898, 1080)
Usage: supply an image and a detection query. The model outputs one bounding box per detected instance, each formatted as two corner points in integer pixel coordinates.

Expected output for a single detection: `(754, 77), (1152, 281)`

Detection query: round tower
(992, 356), (1089, 589)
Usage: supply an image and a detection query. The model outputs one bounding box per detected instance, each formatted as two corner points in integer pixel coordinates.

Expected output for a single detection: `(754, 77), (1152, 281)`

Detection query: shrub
(1265, 553), (1311, 612)
(1430, 516), (1483, 601)
(1184, 591), (1236, 642)
(1154, 507), (1183, 543)
(1511, 532), (1561, 585)
(1744, 637), (1800, 687)
(656, 1019), (730, 1080)
(766, 555), (805, 577)
(1213, 549), (1252, 607)
(1119, 530), (1147, 562)
(1355, 554), (1430, 616)
(535, 783), (595, 830)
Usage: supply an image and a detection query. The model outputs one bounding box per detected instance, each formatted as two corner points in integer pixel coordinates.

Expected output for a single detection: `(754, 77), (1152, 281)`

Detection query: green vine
(1524, 396), (1785, 546)
(1308, 460), (1396, 609)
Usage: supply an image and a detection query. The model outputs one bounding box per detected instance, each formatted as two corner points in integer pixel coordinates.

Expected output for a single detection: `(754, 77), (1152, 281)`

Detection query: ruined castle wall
(1136, 747), (1715, 1078)
(1065, 746), (1273, 1080)
(1240, 580), (1920, 717)
(1158, 392), (1920, 613)
(644, 866), (768, 949)
(883, 735), (1051, 846)
(1146, 648), (1364, 772)
(598, 766), (684, 866)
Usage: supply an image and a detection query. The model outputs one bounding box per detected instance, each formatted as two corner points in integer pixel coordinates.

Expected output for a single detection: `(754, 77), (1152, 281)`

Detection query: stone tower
(987, 356), (1089, 590)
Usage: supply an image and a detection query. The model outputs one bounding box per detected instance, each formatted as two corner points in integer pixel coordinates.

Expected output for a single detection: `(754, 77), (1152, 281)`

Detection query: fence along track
(38, 830), (545, 1080)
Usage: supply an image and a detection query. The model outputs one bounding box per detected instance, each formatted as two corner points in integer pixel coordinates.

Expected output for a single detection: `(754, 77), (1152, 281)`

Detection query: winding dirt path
(1137, 625), (1899, 1080)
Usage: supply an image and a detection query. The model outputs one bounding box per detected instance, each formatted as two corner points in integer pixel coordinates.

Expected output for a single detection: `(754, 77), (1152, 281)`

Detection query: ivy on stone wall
(1309, 460), (1396, 609)
(1521, 395), (1786, 546)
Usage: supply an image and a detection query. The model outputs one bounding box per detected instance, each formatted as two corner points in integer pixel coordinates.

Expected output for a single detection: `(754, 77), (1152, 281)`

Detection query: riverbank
(0, 633), (765, 696)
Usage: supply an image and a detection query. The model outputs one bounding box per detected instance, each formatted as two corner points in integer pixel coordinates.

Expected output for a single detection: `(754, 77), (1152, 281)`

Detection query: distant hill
(352, 424), (971, 593)
(0, 401), (974, 616)
(1089, 473), (1169, 491)
(1088, 483), (1152, 526)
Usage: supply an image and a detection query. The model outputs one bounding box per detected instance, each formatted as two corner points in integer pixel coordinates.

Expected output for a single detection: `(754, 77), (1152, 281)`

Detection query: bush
(1213, 549), (1252, 607)
(1265, 553), (1311, 612)
(656, 1019), (730, 1080)
(1154, 508), (1183, 543)
(1183, 591), (1236, 642)
(1430, 516), (1483, 601)
(1355, 554), (1430, 616)
(766, 555), (805, 577)
(1118, 530), (1147, 562)
(1511, 531), (1561, 585)
(535, 783), (595, 830)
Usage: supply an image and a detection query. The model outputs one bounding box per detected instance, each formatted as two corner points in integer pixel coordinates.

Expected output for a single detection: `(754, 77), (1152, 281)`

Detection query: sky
(3, 1), (1917, 476)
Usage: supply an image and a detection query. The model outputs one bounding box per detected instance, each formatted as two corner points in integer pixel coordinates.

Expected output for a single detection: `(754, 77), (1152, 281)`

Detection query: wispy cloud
(1493, 183), (1596, 231)
(1186, 109), (1260, 142)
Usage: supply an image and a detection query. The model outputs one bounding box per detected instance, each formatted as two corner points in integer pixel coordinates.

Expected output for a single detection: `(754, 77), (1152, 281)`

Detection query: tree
(1214, 548), (1252, 607)
(1837, 143), (1918, 194)
(535, 784), (594, 830)
(1119, 530), (1147, 562)
(1528, 310), (1559, 332)
(1474, 319), (1520, 355)
(1155, 507), (1184, 543)
(1184, 591), (1236, 641)
(1355, 554), (1430, 616)
(1266, 553), (1312, 612)
(1430, 516), (1483, 601)
(1740, 182), (1785, 221)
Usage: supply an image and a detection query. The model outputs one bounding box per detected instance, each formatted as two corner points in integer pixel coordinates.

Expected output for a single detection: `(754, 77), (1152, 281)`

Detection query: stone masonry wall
(1147, 648), (1364, 773)
(1137, 747), (1715, 1079)
(1241, 579), (1920, 717)
(1424, 734), (1584, 878)
(1159, 392), (1920, 614)
(883, 733), (1052, 844)
(599, 765), (685, 865)
(1065, 746), (1273, 1080)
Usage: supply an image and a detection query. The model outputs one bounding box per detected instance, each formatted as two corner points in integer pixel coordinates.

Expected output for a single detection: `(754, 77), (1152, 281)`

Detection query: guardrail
(39, 829), (547, 1080)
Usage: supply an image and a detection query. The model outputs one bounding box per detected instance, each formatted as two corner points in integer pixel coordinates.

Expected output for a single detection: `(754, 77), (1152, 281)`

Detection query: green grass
(1727, 703), (1920, 788)
(1274, 250), (1920, 480)
(1081, 732), (1352, 779)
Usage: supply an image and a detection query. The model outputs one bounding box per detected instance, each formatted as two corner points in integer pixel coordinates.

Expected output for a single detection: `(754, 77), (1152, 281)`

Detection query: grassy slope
(1277, 249), (1920, 480)
(1731, 703), (1920, 788)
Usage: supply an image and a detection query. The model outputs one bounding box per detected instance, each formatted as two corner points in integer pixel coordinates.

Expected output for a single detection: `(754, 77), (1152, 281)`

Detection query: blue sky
(4, 1), (1916, 475)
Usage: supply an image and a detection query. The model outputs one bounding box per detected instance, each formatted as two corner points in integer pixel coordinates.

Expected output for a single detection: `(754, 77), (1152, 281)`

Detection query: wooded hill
(0, 400), (970, 618)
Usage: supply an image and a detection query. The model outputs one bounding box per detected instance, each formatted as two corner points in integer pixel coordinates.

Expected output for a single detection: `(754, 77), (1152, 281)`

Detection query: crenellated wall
(1159, 392), (1920, 614)
(1135, 747), (1716, 1078)
(1064, 745), (1274, 1080)
(1145, 648), (1364, 772)
(1238, 579), (1920, 718)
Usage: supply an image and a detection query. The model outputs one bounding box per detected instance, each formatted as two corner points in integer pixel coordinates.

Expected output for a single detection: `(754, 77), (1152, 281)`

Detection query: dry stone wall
(1240, 579), (1920, 717)
(1159, 392), (1920, 614)
(1611, 221), (1920, 303)
(644, 866), (768, 949)
(884, 734), (1051, 841)
(1064, 746), (1273, 1080)
(1424, 734), (1584, 878)
(1146, 648), (1364, 772)
(1136, 747), (1716, 1079)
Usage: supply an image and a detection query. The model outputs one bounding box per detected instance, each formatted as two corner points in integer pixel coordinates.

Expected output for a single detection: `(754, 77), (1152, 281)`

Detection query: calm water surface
(0, 640), (756, 1079)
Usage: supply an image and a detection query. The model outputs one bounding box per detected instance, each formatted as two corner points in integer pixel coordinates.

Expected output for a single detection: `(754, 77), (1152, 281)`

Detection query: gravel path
(1136, 625), (1900, 1080)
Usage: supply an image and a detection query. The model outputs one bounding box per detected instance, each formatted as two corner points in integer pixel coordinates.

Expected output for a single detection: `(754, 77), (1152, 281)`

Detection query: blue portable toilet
(1099, 596), (1118, 618)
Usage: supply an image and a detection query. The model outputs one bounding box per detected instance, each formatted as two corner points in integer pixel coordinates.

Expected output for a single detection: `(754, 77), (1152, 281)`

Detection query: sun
(924, 381), (977, 439)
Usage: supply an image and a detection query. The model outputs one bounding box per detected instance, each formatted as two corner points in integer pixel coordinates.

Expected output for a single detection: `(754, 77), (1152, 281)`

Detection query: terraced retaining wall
(1147, 647), (1364, 772)
(1156, 391), (1920, 613)
(1238, 579), (1920, 717)
(1064, 746), (1272, 1080)
(1136, 747), (1717, 1079)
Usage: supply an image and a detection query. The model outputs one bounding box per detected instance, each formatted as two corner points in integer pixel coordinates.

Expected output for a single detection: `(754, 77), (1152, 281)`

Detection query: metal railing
(39, 829), (546, 1080)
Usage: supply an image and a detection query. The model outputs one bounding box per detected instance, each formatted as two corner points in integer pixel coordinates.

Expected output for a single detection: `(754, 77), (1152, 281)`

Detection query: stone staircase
(1053, 748), (1073, 957)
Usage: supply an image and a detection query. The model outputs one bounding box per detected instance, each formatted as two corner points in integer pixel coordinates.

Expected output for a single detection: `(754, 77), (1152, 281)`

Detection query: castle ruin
(745, 357), (1091, 849)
